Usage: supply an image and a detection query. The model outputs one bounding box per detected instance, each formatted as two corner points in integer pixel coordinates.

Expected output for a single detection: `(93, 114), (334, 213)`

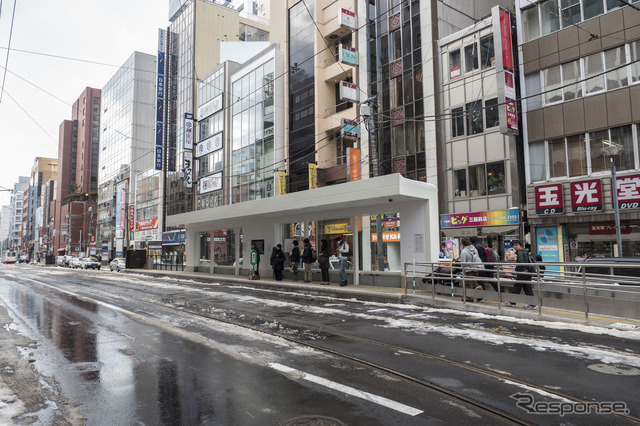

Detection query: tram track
(14, 269), (640, 424)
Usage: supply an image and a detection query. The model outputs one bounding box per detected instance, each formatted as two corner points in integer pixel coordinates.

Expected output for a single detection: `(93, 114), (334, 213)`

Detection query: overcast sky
(0, 0), (169, 206)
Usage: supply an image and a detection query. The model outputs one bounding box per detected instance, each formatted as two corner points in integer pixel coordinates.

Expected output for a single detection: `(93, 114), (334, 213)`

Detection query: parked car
(110, 258), (126, 272)
(82, 257), (101, 270)
(577, 257), (640, 284)
(55, 256), (66, 267)
(69, 256), (83, 269)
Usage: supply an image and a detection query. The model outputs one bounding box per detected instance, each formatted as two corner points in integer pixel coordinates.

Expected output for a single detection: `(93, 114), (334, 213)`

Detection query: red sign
(535, 184), (563, 214)
(506, 100), (518, 134)
(136, 218), (159, 231)
(590, 221), (631, 235)
(571, 179), (603, 212)
(499, 8), (513, 70)
(128, 205), (135, 231)
(613, 174), (640, 210)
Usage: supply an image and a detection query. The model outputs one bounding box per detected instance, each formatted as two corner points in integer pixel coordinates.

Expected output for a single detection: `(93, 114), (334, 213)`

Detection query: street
(1, 263), (639, 425)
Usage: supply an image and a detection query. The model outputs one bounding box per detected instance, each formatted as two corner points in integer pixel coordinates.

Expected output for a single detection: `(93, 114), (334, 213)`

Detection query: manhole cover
(279, 416), (347, 426)
(588, 363), (640, 376)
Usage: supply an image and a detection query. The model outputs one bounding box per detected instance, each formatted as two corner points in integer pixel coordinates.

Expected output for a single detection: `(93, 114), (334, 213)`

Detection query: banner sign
(371, 232), (401, 242)
(156, 74), (165, 99)
(613, 174), (640, 210)
(196, 132), (223, 158)
(155, 146), (163, 170)
(571, 179), (603, 212)
(339, 8), (356, 30)
(136, 218), (159, 231)
(276, 171), (286, 195)
(339, 81), (359, 103)
(308, 163), (317, 189)
(339, 44), (357, 65)
(156, 99), (164, 122)
(590, 221), (631, 235)
(199, 172), (222, 194)
(441, 208), (519, 229)
(155, 31), (166, 171)
(347, 148), (361, 181)
(128, 205), (135, 231)
(183, 155), (192, 188)
(162, 230), (186, 245)
(184, 113), (194, 150)
(324, 223), (350, 234)
(493, 7), (518, 135)
(535, 183), (563, 214)
(197, 94), (223, 120)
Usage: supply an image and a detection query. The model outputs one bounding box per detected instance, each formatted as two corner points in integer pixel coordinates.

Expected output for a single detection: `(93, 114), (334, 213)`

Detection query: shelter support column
(185, 227), (198, 272)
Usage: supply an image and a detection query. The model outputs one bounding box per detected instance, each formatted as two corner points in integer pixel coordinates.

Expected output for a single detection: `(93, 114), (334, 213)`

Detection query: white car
(82, 257), (101, 270)
(69, 257), (83, 269)
(110, 258), (126, 272)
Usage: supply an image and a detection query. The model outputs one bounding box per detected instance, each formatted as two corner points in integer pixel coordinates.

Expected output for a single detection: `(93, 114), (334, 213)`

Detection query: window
(549, 138), (567, 177)
(449, 49), (461, 79)
(561, 0), (581, 28)
(605, 46), (628, 89)
(523, 7), (540, 42)
(454, 169), (467, 197)
(608, 125), (635, 171)
(451, 107), (464, 137)
(562, 60), (582, 100)
(464, 43), (478, 73)
(529, 142), (546, 182)
(583, 0), (604, 20)
(391, 30), (402, 61)
(390, 78), (403, 109)
(567, 135), (588, 177)
(589, 129), (611, 173)
(544, 65), (562, 103)
(541, 0), (560, 36)
(584, 52), (605, 94)
(525, 72), (543, 110)
(479, 35), (494, 69)
(485, 98), (499, 128)
(632, 41), (640, 83)
(469, 164), (486, 196)
(487, 162), (505, 194)
(465, 101), (483, 135)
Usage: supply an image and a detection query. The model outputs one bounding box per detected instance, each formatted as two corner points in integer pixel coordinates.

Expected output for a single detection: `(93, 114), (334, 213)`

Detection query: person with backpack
(504, 240), (536, 309)
(301, 238), (314, 283)
(271, 244), (286, 281)
(470, 236), (499, 292)
(459, 237), (484, 300)
(290, 240), (301, 281)
(335, 236), (349, 286)
(319, 239), (331, 285)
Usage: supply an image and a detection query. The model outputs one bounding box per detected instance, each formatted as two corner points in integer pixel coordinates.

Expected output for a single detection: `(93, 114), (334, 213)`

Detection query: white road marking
(367, 308), (387, 312)
(269, 363), (423, 416)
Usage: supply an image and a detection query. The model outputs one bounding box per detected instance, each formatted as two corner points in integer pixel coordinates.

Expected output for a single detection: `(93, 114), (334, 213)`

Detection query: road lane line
(269, 363), (423, 416)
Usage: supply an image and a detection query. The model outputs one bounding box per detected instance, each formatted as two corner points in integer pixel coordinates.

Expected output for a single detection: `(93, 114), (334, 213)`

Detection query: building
(516, 0), (640, 260)
(0, 205), (11, 249)
(97, 52), (157, 259)
(53, 87), (100, 257)
(27, 157), (57, 259)
(8, 176), (28, 250)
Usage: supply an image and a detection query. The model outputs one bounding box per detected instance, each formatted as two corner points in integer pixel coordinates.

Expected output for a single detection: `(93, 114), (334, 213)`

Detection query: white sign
(184, 113), (194, 150)
(199, 172), (223, 194)
(158, 29), (167, 53)
(183, 156), (193, 188)
(339, 81), (359, 103)
(197, 94), (223, 121)
(339, 44), (357, 65)
(339, 8), (357, 30)
(504, 69), (516, 100)
(196, 132), (223, 158)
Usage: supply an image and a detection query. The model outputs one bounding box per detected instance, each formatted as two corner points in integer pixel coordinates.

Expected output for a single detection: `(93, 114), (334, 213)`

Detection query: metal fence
(147, 254), (185, 271)
(402, 260), (640, 321)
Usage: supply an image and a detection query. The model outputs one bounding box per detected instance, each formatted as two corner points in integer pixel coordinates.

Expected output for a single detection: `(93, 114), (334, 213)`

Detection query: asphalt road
(1, 263), (639, 425)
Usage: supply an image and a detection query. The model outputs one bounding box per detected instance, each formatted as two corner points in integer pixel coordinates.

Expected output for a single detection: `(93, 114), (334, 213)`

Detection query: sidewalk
(125, 268), (640, 331)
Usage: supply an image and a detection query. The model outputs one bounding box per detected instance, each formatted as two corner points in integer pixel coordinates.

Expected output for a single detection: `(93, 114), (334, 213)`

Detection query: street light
(601, 144), (625, 257)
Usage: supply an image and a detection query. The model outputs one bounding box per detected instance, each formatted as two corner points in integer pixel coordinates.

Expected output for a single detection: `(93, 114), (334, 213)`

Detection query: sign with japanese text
(196, 132), (223, 158)
(197, 93), (223, 121)
(371, 232), (401, 242)
(441, 208), (519, 229)
(276, 171), (286, 195)
(339, 81), (359, 103)
(182, 155), (192, 188)
(339, 44), (357, 65)
(309, 163), (317, 189)
(184, 113), (194, 150)
(155, 146), (163, 170)
(348, 148), (360, 181)
(341, 119), (358, 138)
(535, 183), (563, 214)
(612, 174), (640, 210)
(571, 179), (603, 212)
(339, 8), (357, 30)
(589, 221), (631, 235)
(324, 223), (350, 234)
(506, 100), (518, 134)
(199, 172), (222, 194)
(136, 218), (159, 231)
(128, 205), (135, 231)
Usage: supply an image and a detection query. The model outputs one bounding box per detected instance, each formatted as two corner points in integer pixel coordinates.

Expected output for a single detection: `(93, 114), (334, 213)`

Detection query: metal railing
(147, 254), (185, 272)
(402, 260), (640, 321)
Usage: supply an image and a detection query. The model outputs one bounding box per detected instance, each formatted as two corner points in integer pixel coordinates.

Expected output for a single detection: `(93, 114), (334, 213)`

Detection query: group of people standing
(458, 236), (540, 309)
(269, 236), (350, 286)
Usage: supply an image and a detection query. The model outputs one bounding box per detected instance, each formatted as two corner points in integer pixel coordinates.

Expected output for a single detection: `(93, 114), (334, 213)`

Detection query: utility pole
(66, 213), (71, 254)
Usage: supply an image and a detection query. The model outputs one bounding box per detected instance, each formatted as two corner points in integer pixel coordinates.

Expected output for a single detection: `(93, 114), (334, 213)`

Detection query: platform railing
(402, 260), (640, 321)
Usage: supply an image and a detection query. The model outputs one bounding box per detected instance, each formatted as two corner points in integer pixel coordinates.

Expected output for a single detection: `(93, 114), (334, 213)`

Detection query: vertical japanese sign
(184, 113), (193, 150)
(155, 28), (167, 171)
(493, 7), (518, 135)
(347, 148), (361, 181)
(276, 171), (287, 195)
(120, 184), (126, 230)
(308, 163), (317, 189)
(128, 205), (135, 231)
(183, 156), (192, 188)
(612, 174), (640, 210)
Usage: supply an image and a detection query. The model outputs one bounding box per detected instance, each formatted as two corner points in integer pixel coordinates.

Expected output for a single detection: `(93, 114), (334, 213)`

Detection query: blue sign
(155, 146), (163, 171)
(536, 226), (560, 273)
(156, 122), (163, 145)
(156, 99), (164, 122)
(157, 52), (165, 75)
(162, 230), (186, 245)
(156, 74), (165, 99)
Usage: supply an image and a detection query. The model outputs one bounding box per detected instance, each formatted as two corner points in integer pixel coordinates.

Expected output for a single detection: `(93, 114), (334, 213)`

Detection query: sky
(0, 0), (170, 206)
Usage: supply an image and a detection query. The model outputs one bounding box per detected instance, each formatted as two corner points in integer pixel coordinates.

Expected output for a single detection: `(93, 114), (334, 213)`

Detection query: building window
(485, 98), (499, 128)
(464, 43), (478, 73)
(541, 0), (560, 36)
(567, 134), (588, 177)
(449, 48), (461, 79)
(632, 41), (640, 83)
(583, 0), (605, 20)
(391, 29), (402, 61)
(465, 101), (483, 135)
(549, 138), (567, 178)
(454, 169), (467, 197)
(522, 6), (540, 42)
(562, 59), (582, 100)
(605, 46), (628, 89)
(544, 65), (562, 103)
(487, 162), (505, 194)
(451, 107), (464, 137)
(529, 141), (546, 182)
(608, 125), (635, 171)
(525, 72), (543, 110)
(479, 35), (494, 69)
(561, 0), (581, 28)
(584, 52), (605, 94)
(469, 164), (486, 197)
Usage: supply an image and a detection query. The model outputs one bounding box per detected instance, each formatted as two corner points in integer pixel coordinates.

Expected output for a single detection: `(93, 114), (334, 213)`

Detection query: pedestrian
(301, 238), (314, 283)
(503, 240), (536, 309)
(269, 246), (277, 278)
(272, 244), (286, 281)
(470, 236), (498, 292)
(536, 254), (546, 278)
(290, 240), (301, 281)
(335, 236), (349, 286)
(319, 239), (331, 285)
(459, 237), (484, 301)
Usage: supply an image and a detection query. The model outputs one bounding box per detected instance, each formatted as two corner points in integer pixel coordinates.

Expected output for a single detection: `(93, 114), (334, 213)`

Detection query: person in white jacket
(459, 237), (484, 295)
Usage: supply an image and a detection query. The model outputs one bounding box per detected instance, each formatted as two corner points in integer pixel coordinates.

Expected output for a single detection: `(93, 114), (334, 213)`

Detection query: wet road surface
(1, 263), (639, 425)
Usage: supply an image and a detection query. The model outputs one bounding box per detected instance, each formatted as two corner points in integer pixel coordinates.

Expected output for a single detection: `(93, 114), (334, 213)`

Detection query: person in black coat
(319, 239), (331, 285)
(271, 244), (286, 281)
(290, 240), (301, 281)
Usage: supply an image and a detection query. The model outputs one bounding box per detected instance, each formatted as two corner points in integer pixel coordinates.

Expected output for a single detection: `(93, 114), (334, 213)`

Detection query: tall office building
(27, 157), (57, 258)
(8, 176), (28, 250)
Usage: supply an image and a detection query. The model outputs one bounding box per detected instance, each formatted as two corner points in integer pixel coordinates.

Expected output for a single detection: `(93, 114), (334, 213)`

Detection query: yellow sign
(309, 163), (317, 189)
(276, 171), (286, 195)
(325, 223), (350, 234)
(371, 232), (401, 242)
